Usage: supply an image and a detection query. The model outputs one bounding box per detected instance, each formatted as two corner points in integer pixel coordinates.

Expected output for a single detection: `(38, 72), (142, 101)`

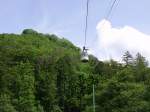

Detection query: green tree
(96, 79), (149, 112)
(134, 53), (149, 82)
(22, 29), (38, 35)
(0, 94), (17, 112)
(11, 62), (37, 112)
(122, 51), (133, 66)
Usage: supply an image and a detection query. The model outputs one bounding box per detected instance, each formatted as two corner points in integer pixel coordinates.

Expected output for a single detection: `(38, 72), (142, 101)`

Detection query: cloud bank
(94, 19), (150, 62)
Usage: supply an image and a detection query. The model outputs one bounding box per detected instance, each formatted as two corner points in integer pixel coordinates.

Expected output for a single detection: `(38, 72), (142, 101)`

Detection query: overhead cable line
(106, 0), (121, 20)
(89, 0), (121, 47)
(104, 0), (114, 18)
(100, 0), (120, 27)
(105, 0), (118, 20)
(89, 0), (121, 50)
(84, 0), (90, 46)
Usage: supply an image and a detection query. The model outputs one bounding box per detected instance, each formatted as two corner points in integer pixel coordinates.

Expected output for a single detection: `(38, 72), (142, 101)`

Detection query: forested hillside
(1, 29), (150, 112)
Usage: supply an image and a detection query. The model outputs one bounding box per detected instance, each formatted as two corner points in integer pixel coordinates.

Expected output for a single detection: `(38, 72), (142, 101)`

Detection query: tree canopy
(0, 29), (150, 112)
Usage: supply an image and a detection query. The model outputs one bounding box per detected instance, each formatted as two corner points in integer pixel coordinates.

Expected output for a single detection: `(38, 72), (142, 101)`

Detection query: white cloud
(93, 19), (150, 62)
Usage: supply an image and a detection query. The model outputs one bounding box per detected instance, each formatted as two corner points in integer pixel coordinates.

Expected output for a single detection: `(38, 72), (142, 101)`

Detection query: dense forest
(1, 29), (150, 112)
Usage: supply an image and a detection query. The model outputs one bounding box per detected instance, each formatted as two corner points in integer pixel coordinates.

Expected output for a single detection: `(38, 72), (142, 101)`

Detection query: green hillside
(0, 29), (150, 112)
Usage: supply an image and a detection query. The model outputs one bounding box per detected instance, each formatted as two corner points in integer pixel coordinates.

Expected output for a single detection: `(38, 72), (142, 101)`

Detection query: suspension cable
(83, 0), (121, 48)
(100, 0), (120, 31)
(84, 0), (90, 47)
(105, 0), (118, 20)
(108, 0), (121, 20)
(89, 0), (121, 48)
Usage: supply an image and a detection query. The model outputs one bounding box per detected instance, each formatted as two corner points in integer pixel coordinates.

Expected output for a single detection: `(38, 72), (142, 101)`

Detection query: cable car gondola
(81, 46), (89, 62)
(81, 0), (90, 63)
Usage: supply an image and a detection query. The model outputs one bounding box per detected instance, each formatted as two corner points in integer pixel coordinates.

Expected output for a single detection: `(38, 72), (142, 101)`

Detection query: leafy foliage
(1, 29), (150, 112)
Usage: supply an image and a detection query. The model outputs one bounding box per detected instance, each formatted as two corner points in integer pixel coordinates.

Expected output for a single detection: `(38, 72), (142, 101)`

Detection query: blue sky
(1, 0), (150, 61)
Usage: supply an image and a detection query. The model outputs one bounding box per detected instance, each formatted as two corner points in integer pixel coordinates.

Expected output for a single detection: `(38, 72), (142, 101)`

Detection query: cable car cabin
(81, 46), (89, 62)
